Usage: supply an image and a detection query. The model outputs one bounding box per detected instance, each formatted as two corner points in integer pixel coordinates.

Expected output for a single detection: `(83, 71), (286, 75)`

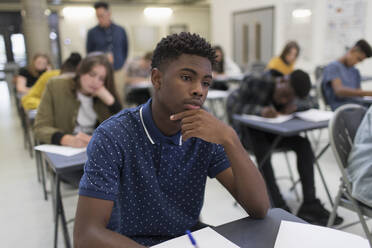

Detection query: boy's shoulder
(96, 105), (142, 135)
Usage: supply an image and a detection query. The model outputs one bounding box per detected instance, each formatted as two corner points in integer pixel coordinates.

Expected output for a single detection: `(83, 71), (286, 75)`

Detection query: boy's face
(273, 77), (295, 106)
(152, 54), (212, 116)
(346, 48), (366, 67)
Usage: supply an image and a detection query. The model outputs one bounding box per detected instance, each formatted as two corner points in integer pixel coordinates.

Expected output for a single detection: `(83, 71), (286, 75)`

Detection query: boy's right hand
(60, 132), (92, 148)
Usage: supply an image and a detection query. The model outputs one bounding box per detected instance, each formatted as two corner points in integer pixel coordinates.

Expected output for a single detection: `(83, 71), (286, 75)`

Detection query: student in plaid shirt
(227, 70), (343, 226)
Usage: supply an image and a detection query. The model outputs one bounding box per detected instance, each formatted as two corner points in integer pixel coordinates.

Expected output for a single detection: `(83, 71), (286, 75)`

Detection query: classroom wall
(59, 4), (210, 61)
(210, 0), (372, 77)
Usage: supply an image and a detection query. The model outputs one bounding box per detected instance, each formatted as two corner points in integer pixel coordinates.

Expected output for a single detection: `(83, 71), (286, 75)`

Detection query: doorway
(233, 7), (274, 72)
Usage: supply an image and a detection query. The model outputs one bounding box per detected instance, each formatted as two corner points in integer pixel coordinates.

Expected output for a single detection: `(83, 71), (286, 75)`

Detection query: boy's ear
(151, 68), (162, 90)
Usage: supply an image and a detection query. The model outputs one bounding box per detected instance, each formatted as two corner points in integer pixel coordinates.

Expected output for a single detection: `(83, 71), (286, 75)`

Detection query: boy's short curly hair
(151, 32), (216, 70)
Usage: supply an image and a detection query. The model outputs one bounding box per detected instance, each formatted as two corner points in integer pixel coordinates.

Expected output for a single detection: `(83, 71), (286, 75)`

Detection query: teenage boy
(322, 39), (372, 110)
(74, 32), (270, 248)
(228, 71), (343, 226)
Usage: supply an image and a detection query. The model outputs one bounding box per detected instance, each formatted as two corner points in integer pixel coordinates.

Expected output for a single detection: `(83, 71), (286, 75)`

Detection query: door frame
(232, 6), (275, 68)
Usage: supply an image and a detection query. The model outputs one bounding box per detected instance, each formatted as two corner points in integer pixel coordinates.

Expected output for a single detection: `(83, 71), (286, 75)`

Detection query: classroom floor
(0, 80), (370, 247)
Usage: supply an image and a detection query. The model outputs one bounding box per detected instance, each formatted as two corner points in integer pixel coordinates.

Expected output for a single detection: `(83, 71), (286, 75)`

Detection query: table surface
(214, 208), (305, 248)
(233, 114), (329, 136)
(43, 151), (86, 174)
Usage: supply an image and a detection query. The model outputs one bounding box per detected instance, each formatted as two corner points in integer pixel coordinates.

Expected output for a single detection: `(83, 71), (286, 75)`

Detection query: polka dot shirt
(79, 99), (230, 246)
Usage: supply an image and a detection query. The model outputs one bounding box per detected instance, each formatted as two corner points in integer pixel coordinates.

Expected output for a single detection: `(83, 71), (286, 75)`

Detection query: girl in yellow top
(21, 53), (81, 110)
(266, 41), (300, 76)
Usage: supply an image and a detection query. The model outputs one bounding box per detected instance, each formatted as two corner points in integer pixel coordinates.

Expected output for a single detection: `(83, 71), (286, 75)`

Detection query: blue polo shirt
(79, 99), (230, 246)
(322, 61), (361, 110)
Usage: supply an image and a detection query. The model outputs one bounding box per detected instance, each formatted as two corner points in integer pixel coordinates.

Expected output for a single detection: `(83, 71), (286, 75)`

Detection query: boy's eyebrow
(180, 68), (212, 79)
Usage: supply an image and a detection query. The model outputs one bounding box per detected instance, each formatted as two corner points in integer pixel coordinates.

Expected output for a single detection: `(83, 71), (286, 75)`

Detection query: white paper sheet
(207, 90), (230, 99)
(151, 227), (240, 248)
(294, 109), (334, 122)
(242, 114), (294, 123)
(34, 144), (86, 156)
(274, 221), (369, 248)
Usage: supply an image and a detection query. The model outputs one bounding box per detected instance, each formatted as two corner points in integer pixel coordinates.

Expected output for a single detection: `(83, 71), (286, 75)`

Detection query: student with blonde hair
(16, 53), (51, 94)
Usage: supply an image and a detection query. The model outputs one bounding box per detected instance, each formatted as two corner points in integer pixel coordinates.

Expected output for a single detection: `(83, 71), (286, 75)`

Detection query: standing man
(322, 39), (372, 110)
(87, 1), (129, 105)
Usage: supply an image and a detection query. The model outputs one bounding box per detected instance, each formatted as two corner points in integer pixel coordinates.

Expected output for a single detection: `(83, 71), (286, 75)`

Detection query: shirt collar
(140, 99), (182, 146)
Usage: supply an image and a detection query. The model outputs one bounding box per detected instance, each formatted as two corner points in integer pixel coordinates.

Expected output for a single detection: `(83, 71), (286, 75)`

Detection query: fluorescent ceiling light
(62, 7), (95, 19)
(144, 7), (173, 19)
(292, 9), (312, 18)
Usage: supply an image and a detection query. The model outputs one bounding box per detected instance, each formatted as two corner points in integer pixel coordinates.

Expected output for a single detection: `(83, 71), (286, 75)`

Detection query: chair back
(329, 104), (367, 171)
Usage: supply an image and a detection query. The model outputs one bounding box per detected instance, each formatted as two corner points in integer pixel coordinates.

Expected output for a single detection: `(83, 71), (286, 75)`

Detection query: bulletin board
(324, 0), (367, 61)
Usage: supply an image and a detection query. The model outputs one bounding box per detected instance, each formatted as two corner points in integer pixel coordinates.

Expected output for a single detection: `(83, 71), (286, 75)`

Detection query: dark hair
(74, 54), (116, 97)
(212, 45), (224, 73)
(94, 1), (109, 10)
(289, 69), (311, 98)
(61, 52), (82, 73)
(280, 41), (300, 65)
(151, 32), (216, 71)
(354, 39), (372, 58)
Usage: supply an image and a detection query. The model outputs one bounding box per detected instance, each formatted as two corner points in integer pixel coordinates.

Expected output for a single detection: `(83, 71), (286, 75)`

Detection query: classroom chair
(327, 104), (372, 246)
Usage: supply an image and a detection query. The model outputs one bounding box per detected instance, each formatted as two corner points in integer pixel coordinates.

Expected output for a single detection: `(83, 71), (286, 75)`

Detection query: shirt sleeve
(323, 63), (341, 85)
(207, 144), (230, 178)
(79, 126), (123, 201)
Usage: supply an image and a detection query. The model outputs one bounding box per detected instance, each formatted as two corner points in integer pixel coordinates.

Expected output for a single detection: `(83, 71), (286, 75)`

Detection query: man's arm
(86, 30), (94, 53)
(74, 196), (146, 248)
(331, 78), (372, 97)
(171, 110), (270, 218)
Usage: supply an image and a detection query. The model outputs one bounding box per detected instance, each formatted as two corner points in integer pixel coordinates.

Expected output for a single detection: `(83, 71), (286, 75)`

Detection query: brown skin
(331, 48), (372, 98)
(73, 54), (269, 248)
(261, 77), (296, 118)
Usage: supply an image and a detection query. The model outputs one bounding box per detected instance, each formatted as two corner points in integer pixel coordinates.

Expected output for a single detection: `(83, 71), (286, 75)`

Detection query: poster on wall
(324, 0), (367, 61)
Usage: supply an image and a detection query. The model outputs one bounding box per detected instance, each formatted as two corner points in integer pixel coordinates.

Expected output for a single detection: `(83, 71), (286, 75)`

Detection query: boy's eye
(203, 81), (211, 87)
(181, 75), (192, 81)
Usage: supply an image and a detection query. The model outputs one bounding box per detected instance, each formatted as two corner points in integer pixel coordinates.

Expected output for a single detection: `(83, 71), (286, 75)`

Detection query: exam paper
(242, 114), (293, 123)
(34, 144), (86, 157)
(274, 221), (369, 248)
(151, 227), (240, 248)
(294, 109), (333, 122)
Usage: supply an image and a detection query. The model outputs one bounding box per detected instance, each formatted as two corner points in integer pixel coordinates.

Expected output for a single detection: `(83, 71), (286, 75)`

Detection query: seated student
(212, 45), (241, 78)
(347, 106), (372, 207)
(16, 53), (51, 94)
(266, 41), (300, 76)
(125, 51), (152, 85)
(124, 52), (153, 105)
(229, 70), (343, 226)
(21, 52), (82, 111)
(33, 54), (121, 147)
(322, 39), (372, 110)
(73, 32), (270, 247)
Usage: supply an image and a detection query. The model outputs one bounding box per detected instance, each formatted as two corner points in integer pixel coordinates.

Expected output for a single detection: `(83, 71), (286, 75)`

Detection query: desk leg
(258, 136), (283, 171)
(306, 133), (334, 207)
(54, 175), (60, 248)
(39, 152), (48, 201)
(53, 175), (72, 248)
(314, 143), (333, 206)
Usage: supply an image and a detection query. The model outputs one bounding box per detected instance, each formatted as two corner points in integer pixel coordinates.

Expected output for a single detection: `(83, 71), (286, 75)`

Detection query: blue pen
(186, 230), (199, 248)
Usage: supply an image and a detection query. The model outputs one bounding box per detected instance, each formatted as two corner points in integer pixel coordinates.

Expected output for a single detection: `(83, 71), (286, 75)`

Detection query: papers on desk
(294, 109), (334, 122)
(150, 227), (240, 248)
(242, 114), (293, 123)
(34, 144), (86, 157)
(242, 109), (334, 123)
(274, 221), (369, 248)
(207, 90), (230, 99)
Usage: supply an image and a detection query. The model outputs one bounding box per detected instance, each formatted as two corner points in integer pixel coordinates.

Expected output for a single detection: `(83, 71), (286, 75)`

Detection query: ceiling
(0, 0), (209, 5)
